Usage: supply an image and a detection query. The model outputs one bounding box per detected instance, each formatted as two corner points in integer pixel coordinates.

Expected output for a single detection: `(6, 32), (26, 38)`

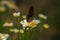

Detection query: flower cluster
(2, 11), (50, 40)
(20, 19), (41, 29)
(3, 12), (49, 29)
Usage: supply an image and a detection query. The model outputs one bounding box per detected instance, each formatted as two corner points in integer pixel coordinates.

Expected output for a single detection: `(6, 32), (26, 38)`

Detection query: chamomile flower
(20, 19), (40, 29)
(28, 21), (36, 28)
(3, 22), (13, 27)
(0, 33), (9, 40)
(39, 14), (47, 19)
(20, 19), (28, 29)
(28, 19), (40, 28)
(13, 12), (20, 17)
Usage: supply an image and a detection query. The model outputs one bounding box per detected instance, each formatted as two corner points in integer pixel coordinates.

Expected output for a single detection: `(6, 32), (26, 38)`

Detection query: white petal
(35, 20), (41, 24)
(20, 21), (24, 25)
(17, 12), (20, 15)
(44, 16), (47, 19)
(32, 19), (41, 24)
(13, 12), (20, 17)
(39, 14), (47, 19)
(0, 33), (9, 40)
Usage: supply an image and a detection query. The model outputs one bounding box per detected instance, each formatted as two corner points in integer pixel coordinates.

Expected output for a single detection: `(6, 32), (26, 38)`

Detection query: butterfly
(26, 6), (34, 22)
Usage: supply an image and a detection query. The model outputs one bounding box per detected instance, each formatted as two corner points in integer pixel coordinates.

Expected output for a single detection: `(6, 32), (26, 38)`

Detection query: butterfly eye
(26, 6), (34, 22)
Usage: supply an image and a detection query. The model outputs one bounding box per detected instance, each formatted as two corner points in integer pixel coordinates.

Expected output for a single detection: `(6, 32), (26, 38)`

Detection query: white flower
(20, 19), (40, 29)
(3, 22), (13, 27)
(14, 29), (19, 33)
(28, 19), (40, 28)
(20, 19), (28, 29)
(32, 19), (41, 24)
(20, 29), (24, 33)
(13, 12), (20, 17)
(0, 33), (9, 40)
(39, 14), (47, 19)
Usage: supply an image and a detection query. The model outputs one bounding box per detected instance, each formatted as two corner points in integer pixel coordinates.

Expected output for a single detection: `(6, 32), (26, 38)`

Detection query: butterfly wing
(26, 6), (34, 22)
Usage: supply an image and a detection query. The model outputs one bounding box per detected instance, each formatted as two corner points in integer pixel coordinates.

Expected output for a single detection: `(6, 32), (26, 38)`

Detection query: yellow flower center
(28, 22), (35, 26)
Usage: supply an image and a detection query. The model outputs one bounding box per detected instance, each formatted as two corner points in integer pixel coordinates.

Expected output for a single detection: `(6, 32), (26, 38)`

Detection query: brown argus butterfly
(26, 6), (34, 22)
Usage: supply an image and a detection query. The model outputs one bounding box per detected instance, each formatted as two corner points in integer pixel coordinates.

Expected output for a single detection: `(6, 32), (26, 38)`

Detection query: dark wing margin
(26, 6), (34, 22)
